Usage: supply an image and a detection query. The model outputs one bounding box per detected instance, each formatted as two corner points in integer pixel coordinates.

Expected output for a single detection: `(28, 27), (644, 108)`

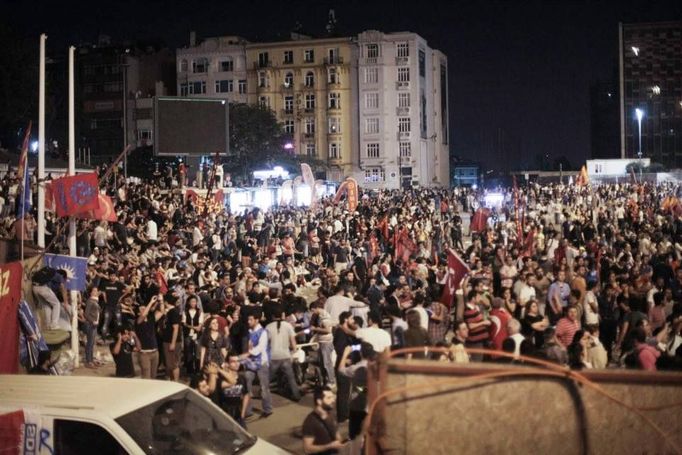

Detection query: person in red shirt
(555, 305), (581, 348)
(633, 327), (660, 371)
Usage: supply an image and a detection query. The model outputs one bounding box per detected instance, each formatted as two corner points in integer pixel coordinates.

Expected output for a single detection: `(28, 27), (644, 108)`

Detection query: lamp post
(635, 108), (644, 159)
(635, 108), (644, 183)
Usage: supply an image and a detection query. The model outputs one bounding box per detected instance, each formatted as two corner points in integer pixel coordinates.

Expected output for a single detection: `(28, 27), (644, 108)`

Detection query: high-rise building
(174, 30), (449, 187)
(77, 36), (175, 158)
(590, 80), (620, 159)
(619, 21), (682, 167)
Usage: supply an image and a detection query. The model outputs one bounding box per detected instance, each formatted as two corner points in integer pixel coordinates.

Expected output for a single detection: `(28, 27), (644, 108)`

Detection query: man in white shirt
(325, 285), (367, 326)
(355, 310), (391, 353)
(146, 218), (158, 243)
(518, 273), (537, 307)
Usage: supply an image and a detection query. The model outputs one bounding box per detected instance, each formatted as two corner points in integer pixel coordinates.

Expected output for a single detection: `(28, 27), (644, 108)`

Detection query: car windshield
(116, 390), (256, 454)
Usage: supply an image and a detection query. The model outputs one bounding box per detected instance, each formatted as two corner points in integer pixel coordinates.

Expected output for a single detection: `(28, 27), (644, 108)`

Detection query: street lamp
(635, 108), (644, 160)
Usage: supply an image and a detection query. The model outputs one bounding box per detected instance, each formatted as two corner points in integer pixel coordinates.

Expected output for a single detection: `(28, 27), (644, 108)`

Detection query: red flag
(346, 177), (359, 212)
(51, 172), (100, 217)
(0, 262), (23, 374)
(185, 189), (199, 201)
(396, 230), (416, 264)
(440, 249), (469, 308)
(368, 233), (379, 266)
(470, 208), (490, 233)
(76, 193), (117, 222)
(45, 181), (55, 212)
(0, 410), (25, 454)
(377, 216), (389, 240)
(521, 228), (536, 257)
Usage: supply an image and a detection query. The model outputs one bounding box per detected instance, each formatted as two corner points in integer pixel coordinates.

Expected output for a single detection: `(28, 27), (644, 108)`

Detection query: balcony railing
(396, 106), (410, 115)
(365, 57), (378, 65)
(253, 61), (272, 69)
(396, 56), (409, 65)
(396, 81), (410, 90)
(397, 131), (411, 140)
(281, 109), (294, 116)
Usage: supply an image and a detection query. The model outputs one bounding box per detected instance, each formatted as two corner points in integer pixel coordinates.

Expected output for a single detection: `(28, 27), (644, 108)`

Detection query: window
(283, 119), (295, 134)
(419, 49), (426, 77)
(258, 72), (267, 88)
(138, 129), (153, 142)
(364, 167), (385, 182)
(397, 43), (409, 58)
(365, 92), (379, 109)
(259, 96), (269, 109)
(400, 142), (411, 157)
(220, 59), (234, 72)
(54, 419), (126, 455)
(305, 94), (315, 110)
(328, 93), (340, 109)
(328, 68), (338, 84)
(366, 44), (379, 58)
(258, 52), (269, 67)
(364, 67), (378, 84)
(328, 117), (341, 133)
(284, 96), (294, 113)
(365, 118), (379, 134)
(238, 80), (247, 94)
(283, 50), (294, 64)
(284, 72), (294, 88)
(398, 93), (410, 107)
(193, 57), (208, 73)
(305, 71), (315, 87)
(305, 118), (315, 135)
(398, 68), (410, 82)
(399, 117), (411, 134)
(329, 143), (340, 159)
(179, 59), (188, 72)
(366, 143), (380, 158)
(304, 49), (315, 63)
(215, 80), (233, 93)
(180, 81), (206, 95)
(306, 143), (316, 156)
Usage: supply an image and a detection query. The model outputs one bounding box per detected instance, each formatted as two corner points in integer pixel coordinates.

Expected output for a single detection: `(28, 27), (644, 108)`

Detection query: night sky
(2, 0), (682, 170)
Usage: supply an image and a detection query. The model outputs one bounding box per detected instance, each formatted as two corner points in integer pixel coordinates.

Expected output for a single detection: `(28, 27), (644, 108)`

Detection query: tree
(226, 103), (300, 182)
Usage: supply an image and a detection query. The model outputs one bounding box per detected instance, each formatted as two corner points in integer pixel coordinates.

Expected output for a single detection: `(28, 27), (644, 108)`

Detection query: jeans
(33, 285), (60, 329)
(101, 306), (121, 339)
(270, 358), (301, 401)
(319, 342), (336, 386)
(245, 363), (272, 415)
(85, 322), (97, 363)
(138, 350), (159, 379)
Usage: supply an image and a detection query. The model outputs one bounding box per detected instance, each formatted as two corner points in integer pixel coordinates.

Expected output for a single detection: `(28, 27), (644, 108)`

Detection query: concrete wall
(367, 359), (682, 455)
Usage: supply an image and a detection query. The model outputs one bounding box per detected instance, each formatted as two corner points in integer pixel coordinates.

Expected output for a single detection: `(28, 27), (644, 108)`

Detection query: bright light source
(229, 191), (250, 215)
(635, 108), (644, 121)
(31, 141), (38, 152)
(484, 192), (504, 207)
(652, 85), (661, 95)
(296, 185), (312, 206)
(283, 142), (294, 150)
(254, 189), (273, 211)
(253, 166), (290, 180)
(471, 184), (478, 190)
(631, 46), (640, 56)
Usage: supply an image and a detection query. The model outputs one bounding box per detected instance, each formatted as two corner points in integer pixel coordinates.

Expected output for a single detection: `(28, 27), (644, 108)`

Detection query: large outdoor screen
(154, 97), (229, 156)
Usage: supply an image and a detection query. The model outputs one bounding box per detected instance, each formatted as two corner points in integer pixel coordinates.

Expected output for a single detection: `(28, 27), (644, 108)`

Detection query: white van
(0, 375), (290, 454)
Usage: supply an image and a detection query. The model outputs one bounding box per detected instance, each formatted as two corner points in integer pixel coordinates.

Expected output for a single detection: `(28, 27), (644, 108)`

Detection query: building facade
(356, 31), (449, 189)
(245, 36), (358, 181)
(619, 21), (682, 168)
(77, 36), (175, 159)
(174, 30), (449, 186)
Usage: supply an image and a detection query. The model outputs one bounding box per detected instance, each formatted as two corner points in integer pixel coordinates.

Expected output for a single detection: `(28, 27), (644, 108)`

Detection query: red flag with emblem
(470, 207), (490, 233)
(440, 249), (469, 308)
(76, 193), (117, 222)
(51, 172), (100, 217)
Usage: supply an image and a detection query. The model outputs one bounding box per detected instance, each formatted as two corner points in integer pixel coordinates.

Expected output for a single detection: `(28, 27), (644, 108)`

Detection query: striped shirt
(464, 303), (490, 343)
(555, 317), (581, 348)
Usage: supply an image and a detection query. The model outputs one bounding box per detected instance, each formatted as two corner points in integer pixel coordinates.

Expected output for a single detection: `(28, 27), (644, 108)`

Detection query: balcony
(300, 83), (315, 91)
(253, 61), (271, 69)
(396, 56), (409, 65)
(396, 81), (410, 90)
(364, 57), (378, 65)
(323, 56), (344, 65)
(397, 131), (411, 140)
(282, 83), (294, 91)
(302, 133), (316, 141)
(304, 107), (315, 113)
(327, 104), (341, 111)
(396, 106), (410, 115)
(281, 109), (294, 116)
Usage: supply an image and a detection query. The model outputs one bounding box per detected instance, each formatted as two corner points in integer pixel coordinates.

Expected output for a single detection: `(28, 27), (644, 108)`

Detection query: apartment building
(356, 30), (449, 189)
(245, 36), (358, 181)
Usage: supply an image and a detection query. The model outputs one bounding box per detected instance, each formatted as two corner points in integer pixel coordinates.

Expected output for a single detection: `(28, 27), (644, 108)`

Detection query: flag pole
(38, 33), (47, 248)
(68, 45), (79, 366)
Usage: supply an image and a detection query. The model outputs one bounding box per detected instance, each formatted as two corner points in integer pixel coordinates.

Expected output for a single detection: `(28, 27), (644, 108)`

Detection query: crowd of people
(6, 163), (682, 453)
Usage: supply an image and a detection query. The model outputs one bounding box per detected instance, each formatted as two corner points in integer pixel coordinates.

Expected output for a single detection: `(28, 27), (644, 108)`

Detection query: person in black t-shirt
(110, 326), (138, 378)
(217, 353), (250, 428)
(99, 270), (126, 339)
(302, 386), (346, 455)
(161, 292), (183, 381)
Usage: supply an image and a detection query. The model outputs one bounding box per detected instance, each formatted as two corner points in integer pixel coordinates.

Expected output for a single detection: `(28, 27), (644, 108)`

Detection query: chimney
(189, 31), (196, 47)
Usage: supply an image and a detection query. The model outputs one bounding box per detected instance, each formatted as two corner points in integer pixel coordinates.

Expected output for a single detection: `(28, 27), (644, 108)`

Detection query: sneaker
(260, 411), (273, 419)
